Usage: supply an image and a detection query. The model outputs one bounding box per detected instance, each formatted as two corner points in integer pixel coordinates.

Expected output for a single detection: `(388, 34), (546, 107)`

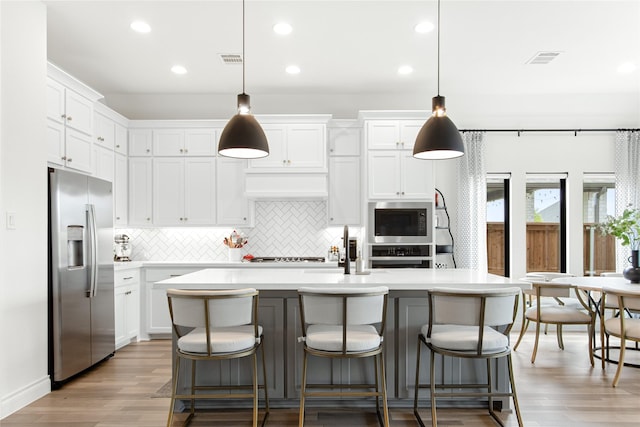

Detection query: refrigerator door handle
(87, 204), (98, 298)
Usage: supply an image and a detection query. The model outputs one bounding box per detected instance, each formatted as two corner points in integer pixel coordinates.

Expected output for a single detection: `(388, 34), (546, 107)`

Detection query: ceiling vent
(526, 51), (561, 65)
(219, 54), (243, 65)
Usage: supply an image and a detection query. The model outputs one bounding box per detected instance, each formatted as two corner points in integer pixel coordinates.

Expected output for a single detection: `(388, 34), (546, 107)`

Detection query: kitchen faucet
(343, 225), (350, 275)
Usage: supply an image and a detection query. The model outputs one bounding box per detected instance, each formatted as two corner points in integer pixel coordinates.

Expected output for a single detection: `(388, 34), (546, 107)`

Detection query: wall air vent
(526, 51), (561, 65)
(219, 54), (243, 64)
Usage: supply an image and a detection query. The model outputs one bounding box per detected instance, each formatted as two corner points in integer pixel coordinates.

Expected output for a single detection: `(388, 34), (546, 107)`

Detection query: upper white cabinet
(328, 124), (361, 156)
(153, 157), (216, 226)
(129, 129), (153, 156)
(115, 124), (128, 155)
(368, 151), (434, 199)
(248, 124), (326, 171)
(128, 157), (153, 225)
(367, 120), (423, 151)
(153, 128), (217, 156)
(114, 153), (128, 226)
(329, 157), (361, 225)
(94, 111), (115, 150)
(46, 78), (98, 174)
(216, 157), (250, 226)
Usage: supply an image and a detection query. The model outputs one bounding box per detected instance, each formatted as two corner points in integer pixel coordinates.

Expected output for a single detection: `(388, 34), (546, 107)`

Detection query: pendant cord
(437, 0), (440, 96)
(242, 0), (246, 94)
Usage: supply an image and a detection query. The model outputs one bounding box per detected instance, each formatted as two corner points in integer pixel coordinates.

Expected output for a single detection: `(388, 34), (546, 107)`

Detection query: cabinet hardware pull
(184, 149), (188, 153)
(116, 144), (120, 148)
(67, 116), (72, 121)
(125, 291), (132, 295)
(124, 276), (133, 280)
(396, 192), (400, 195)
(146, 149), (150, 153)
(179, 149), (183, 153)
(282, 160), (286, 164)
(170, 274), (181, 277)
(146, 217), (150, 221)
(401, 191), (405, 195)
(116, 216), (120, 220)
(287, 159), (291, 164)
(243, 217), (247, 221)
(67, 158), (72, 162)
(61, 156), (67, 160)
(61, 114), (66, 119)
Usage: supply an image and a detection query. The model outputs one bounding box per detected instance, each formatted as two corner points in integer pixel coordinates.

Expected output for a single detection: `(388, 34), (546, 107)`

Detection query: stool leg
(298, 351), (308, 427)
(379, 352), (389, 427)
(507, 353), (524, 427)
(429, 350), (437, 427)
(190, 360), (196, 417)
(252, 353), (258, 427)
(612, 337), (626, 387)
(374, 353), (380, 417)
(531, 319), (541, 363)
(167, 356), (180, 427)
(556, 324), (565, 350)
(413, 337), (423, 425)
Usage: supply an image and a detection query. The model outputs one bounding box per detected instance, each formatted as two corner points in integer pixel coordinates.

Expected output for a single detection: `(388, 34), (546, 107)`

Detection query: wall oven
(368, 202), (433, 268)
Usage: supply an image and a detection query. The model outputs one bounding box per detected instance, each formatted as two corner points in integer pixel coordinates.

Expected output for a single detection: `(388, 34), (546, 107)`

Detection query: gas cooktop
(249, 257), (326, 263)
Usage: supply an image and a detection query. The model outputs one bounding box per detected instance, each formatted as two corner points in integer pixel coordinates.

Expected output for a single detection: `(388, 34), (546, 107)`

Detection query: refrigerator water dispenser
(67, 225), (85, 268)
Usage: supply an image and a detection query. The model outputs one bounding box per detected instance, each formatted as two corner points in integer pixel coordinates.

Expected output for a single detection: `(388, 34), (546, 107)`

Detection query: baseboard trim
(0, 375), (50, 420)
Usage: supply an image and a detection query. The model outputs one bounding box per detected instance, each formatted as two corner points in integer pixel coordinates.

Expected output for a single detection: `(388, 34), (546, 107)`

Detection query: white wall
(0, 1), (49, 419)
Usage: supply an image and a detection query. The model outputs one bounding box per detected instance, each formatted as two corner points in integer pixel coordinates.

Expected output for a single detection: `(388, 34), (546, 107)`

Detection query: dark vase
(623, 250), (640, 284)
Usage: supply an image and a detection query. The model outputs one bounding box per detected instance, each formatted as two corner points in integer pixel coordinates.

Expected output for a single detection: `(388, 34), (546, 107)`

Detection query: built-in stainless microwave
(368, 201), (432, 244)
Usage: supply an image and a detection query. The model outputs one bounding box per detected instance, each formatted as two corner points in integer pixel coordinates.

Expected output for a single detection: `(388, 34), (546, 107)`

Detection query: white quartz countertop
(114, 261), (143, 271)
(139, 261), (339, 269)
(156, 268), (528, 291)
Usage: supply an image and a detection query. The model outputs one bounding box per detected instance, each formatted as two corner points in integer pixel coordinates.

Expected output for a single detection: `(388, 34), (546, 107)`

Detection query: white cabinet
(114, 153), (128, 225)
(328, 125), (361, 156)
(216, 157), (250, 226)
(93, 111), (115, 150)
(153, 157), (216, 226)
(368, 151), (434, 199)
(93, 145), (114, 181)
(114, 268), (140, 350)
(367, 120), (423, 151)
(115, 124), (128, 155)
(329, 157), (361, 225)
(153, 128), (217, 156)
(128, 157), (153, 225)
(248, 124), (326, 171)
(129, 129), (153, 156)
(46, 79), (95, 173)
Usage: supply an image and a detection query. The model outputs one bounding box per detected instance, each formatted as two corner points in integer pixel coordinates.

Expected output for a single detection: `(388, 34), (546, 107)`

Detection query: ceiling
(44, 0), (640, 121)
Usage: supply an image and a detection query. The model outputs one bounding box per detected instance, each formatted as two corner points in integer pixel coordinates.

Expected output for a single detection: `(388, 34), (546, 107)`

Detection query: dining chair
(601, 285), (640, 387)
(166, 288), (269, 427)
(513, 280), (596, 364)
(297, 286), (389, 427)
(413, 287), (523, 427)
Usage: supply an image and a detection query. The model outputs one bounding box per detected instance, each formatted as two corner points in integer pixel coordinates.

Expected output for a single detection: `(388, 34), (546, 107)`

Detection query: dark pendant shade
(218, 112), (269, 159)
(413, 114), (464, 160)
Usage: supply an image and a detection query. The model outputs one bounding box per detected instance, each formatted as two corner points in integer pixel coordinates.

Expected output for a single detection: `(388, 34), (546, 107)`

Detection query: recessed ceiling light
(171, 65), (187, 75)
(617, 62), (637, 74)
(414, 21), (434, 34)
(286, 65), (301, 75)
(398, 65), (413, 75)
(130, 20), (151, 33)
(273, 22), (293, 35)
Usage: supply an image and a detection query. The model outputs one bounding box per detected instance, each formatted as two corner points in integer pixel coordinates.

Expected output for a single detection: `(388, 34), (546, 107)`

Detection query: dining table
(552, 276), (639, 368)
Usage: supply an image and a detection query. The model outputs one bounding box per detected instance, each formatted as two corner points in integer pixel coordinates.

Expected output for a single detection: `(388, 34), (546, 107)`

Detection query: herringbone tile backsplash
(119, 201), (362, 261)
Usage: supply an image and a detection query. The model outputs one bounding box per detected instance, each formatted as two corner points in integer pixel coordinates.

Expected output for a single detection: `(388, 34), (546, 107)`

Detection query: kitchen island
(157, 268), (527, 410)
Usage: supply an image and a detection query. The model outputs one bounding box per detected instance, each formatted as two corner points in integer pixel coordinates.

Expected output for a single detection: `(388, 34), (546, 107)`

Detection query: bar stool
(166, 288), (269, 427)
(414, 287), (523, 427)
(297, 286), (389, 427)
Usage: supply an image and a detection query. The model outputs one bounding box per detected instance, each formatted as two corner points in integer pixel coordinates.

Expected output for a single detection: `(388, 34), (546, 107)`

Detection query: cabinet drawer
(115, 268), (140, 287)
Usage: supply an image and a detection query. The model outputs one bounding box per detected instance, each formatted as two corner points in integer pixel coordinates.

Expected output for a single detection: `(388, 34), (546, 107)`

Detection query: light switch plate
(6, 212), (16, 230)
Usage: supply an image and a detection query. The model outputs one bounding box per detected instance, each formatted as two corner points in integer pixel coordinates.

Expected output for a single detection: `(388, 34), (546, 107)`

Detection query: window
(486, 174), (510, 277)
(583, 174), (616, 275)
(526, 174), (567, 273)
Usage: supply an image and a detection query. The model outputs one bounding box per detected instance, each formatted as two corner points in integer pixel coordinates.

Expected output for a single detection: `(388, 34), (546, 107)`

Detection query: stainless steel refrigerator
(48, 167), (115, 385)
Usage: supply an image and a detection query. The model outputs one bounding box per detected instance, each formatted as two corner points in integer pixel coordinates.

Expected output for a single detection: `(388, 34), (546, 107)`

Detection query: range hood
(245, 173), (328, 199)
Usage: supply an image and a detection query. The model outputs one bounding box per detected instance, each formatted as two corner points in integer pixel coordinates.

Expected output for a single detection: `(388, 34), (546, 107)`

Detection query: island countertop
(156, 267), (528, 291)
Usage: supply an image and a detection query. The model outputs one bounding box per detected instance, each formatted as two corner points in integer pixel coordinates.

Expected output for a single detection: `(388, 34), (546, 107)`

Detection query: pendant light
(413, 0), (464, 160)
(218, 0), (269, 159)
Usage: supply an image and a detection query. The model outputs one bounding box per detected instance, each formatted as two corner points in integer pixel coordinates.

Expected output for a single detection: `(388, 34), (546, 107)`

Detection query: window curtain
(614, 130), (640, 271)
(456, 131), (487, 271)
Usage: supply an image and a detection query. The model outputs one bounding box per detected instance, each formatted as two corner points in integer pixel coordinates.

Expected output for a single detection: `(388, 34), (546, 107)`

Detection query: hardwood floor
(3, 332), (640, 426)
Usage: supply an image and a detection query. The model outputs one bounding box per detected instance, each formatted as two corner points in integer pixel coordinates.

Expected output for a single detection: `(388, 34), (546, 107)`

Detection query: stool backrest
(428, 287), (521, 330)
(167, 288), (258, 330)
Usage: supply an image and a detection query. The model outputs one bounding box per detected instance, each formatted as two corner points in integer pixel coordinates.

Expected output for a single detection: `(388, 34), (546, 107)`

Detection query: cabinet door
(329, 157), (360, 225)
(46, 79), (65, 124)
(125, 285), (140, 340)
(185, 128), (216, 156)
(114, 153), (128, 225)
(400, 153), (433, 199)
(114, 123), (128, 155)
(153, 158), (185, 225)
(286, 124), (326, 169)
(128, 157), (153, 225)
(64, 89), (93, 135)
(248, 125), (286, 169)
(184, 158), (216, 225)
(329, 126), (361, 156)
(94, 145), (115, 181)
(216, 157), (250, 226)
(47, 119), (65, 166)
(399, 120), (423, 151)
(148, 286), (173, 334)
(153, 129), (185, 156)
(65, 128), (93, 173)
(367, 121), (400, 150)
(114, 287), (127, 349)
(129, 129), (152, 156)
(94, 112), (115, 149)
(368, 151), (400, 199)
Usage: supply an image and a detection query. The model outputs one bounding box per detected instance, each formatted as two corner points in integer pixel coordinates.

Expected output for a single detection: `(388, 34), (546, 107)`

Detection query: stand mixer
(114, 234), (132, 261)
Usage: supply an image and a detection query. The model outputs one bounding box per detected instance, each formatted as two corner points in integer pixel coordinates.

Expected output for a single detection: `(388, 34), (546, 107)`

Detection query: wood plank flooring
(3, 332), (640, 426)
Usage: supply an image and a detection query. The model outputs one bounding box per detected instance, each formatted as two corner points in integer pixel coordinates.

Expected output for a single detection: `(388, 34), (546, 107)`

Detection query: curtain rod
(459, 128), (640, 136)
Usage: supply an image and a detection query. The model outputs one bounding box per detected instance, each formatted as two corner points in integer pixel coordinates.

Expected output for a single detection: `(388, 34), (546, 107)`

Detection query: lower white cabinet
(114, 267), (140, 350)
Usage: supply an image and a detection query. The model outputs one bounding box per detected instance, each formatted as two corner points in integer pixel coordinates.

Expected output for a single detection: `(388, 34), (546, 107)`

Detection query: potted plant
(598, 206), (640, 283)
